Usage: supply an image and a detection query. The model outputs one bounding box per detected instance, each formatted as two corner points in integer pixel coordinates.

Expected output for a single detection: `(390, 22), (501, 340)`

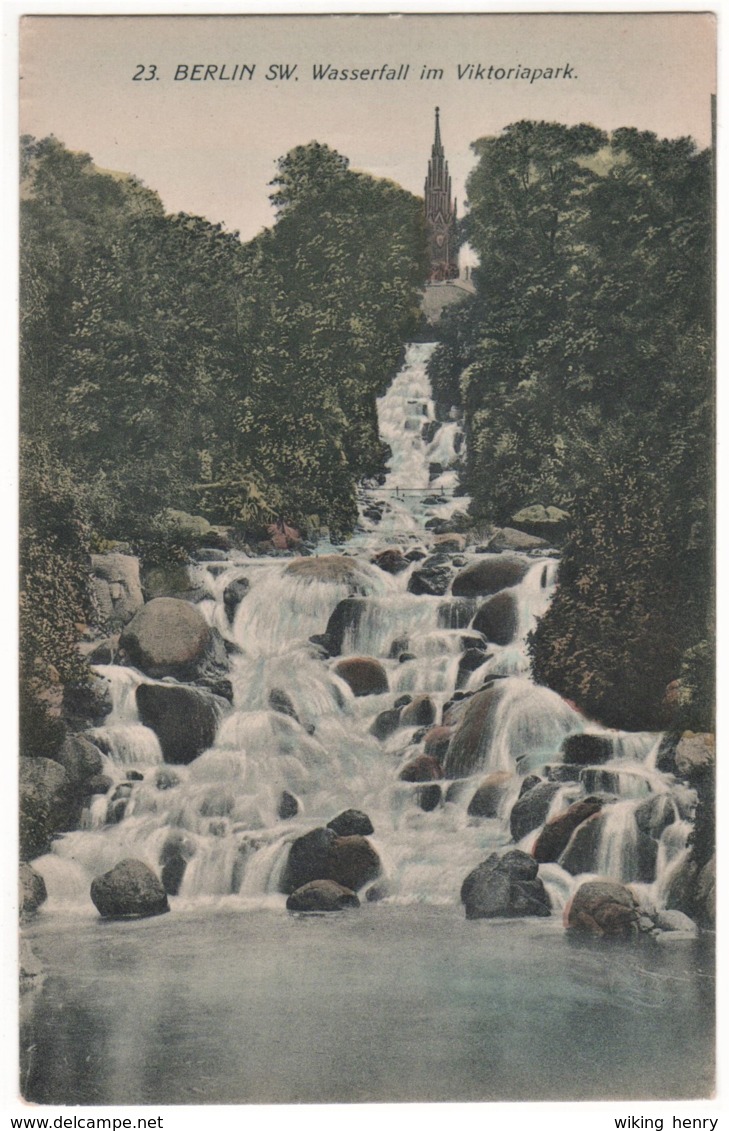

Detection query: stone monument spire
(424, 107), (459, 281)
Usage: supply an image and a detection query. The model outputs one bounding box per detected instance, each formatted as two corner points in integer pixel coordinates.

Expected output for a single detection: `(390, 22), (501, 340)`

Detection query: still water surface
(22, 904), (714, 1105)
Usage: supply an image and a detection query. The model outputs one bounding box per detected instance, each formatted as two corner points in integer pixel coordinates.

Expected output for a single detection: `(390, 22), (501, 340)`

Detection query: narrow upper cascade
(33, 343), (694, 914)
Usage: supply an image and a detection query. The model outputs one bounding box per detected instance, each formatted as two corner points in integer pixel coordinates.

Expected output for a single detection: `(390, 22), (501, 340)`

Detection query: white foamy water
(33, 344), (689, 915)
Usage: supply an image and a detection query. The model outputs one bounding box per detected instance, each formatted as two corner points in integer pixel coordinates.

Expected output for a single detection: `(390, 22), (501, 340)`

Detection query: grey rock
(19, 863), (47, 917)
(90, 859), (169, 919)
(451, 556), (529, 598)
(509, 781), (561, 842)
(136, 682), (228, 764)
(91, 553), (144, 629)
(327, 809), (374, 837)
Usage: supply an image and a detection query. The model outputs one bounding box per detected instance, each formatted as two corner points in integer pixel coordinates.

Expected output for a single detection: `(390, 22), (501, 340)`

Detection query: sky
(19, 12), (716, 242)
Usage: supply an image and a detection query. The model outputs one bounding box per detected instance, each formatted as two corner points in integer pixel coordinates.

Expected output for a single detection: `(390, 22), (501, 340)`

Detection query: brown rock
(400, 695), (436, 727)
(399, 754), (443, 783)
(451, 556), (529, 598)
(423, 725), (453, 761)
(444, 684), (505, 778)
(532, 797), (605, 863)
(285, 555), (372, 587)
(333, 657), (388, 697)
(286, 880), (360, 912)
(371, 549), (409, 575)
(327, 836), (381, 890)
(565, 880), (638, 937)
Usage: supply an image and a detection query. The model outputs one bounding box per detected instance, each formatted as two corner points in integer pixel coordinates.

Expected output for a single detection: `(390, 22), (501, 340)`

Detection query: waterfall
(32, 342), (692, 914)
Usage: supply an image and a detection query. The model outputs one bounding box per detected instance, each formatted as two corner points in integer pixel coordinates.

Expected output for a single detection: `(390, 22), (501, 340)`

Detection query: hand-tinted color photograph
(17, 11), (716, 1107)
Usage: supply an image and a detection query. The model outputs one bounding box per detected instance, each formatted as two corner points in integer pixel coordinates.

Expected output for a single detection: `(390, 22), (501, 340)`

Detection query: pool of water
(21, 904), (714, 1105)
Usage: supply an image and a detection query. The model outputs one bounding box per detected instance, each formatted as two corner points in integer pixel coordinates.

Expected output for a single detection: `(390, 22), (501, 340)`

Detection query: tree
(430, 121), (713, 728)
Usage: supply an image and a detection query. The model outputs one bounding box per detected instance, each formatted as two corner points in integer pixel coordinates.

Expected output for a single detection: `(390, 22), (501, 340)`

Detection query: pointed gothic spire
(433, 106), (442, 154)
(424, 107), (459, 282)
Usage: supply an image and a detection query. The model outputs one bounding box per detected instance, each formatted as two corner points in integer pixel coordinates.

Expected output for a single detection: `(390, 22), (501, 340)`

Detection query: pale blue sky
(20, 13), (715, 239)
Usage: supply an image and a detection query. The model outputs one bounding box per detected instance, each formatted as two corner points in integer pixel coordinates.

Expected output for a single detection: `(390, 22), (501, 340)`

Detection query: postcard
(16, 10), (716, 1111)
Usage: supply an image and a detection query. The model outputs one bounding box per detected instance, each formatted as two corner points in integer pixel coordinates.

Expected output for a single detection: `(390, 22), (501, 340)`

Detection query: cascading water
(32, 343), (694, 916)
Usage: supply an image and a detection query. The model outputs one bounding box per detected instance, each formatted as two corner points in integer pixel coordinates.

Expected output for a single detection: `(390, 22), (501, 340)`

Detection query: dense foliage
(430, 122), (713, 729)
(19, 135), (427, 748)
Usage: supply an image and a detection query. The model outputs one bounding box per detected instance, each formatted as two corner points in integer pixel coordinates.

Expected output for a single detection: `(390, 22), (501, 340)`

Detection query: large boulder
(19, 757), (72, 860)
(119, 598), (224, 680)
(487, 528), (549, 552)
(52, 734), (103, 786)
(561, 733), (613, 766)
(565, 880), (638, 937)
(467, 771), (513, 818)
(324, 598), (366, 656)
(160, 508), (213, 544)
(281, 828), (381, 894)
(471, 591), (519, 646)
(136, 683), (228, 764)
(285, 555), (373, 590)
(281, 827), (337, 893)
(19, 863), (47, 918)
(398, 754), (443, 783)
(532, 797), (605, 863)
(401, 695), (436, 727)
(443, 684), (505, 778)
(333, 657), (388, 697)
(327, 836), (381, 891)
(90, 859), (169, 919)
(90, 553), (145, 629)
(286, 880), (360, 913)
(674, 732), (715, 780)
(461, 850), (551, 920)
(407, 554), (454, 596)
(509, 781), (561, 842)
(451, 556), (529, 598)
(510, 505), (570, 541)
(327, 810), (374, 837)
(142, 562), (207, 604)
